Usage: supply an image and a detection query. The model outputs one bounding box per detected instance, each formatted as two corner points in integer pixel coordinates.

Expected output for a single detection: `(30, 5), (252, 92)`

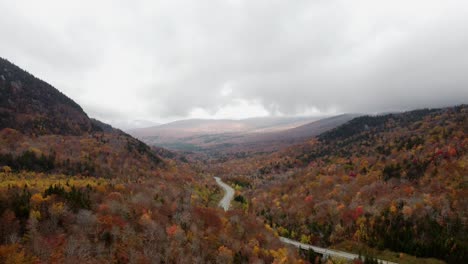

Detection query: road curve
(214, 177), (235, 211)
(280, 237), (397, 264)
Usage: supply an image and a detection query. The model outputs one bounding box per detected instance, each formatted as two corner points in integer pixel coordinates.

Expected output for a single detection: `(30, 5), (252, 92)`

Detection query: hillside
(0, 58), (302, 263)
(0, 58), (95, 135)
(0, 57), (164, 179)
(225, 114), (359, 148)
(217, 106), (468, 263)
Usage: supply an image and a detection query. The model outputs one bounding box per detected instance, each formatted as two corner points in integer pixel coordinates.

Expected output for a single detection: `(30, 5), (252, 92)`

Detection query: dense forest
(214, 106), (467, 263)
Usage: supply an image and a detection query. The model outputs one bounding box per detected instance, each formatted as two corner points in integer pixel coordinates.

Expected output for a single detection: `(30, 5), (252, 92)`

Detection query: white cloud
(220, 82), (233, 97)
(189, 99), (269, 120)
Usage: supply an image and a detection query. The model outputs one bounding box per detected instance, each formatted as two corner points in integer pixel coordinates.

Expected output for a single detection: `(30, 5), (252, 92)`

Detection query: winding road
(214, 177), (397, 263)
(214, 176), (235, 211)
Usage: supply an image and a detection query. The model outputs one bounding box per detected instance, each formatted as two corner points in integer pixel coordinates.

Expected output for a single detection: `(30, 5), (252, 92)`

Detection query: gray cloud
(1, 0), (467, 125)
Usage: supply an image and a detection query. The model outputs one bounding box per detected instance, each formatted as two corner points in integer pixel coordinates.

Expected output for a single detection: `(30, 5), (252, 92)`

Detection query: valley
(0, 57), (466, 264)
(128, 114), (357, 155)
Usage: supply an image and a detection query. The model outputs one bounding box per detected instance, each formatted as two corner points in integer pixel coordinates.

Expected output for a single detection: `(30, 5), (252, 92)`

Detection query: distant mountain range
(129, 114), (359, 154)
(110, 119), (160, 131)
(130, 116), (322, 136)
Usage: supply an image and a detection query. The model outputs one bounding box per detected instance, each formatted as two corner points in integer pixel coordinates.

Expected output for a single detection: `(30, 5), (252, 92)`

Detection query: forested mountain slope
(0, 58), (95, 135)
(222, 106), (468, 263)
(0, 58), (302, 263)
(0, 57), (163, 179)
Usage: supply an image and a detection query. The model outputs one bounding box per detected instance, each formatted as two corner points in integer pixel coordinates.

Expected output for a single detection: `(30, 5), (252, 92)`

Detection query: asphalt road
(279, 237), (397, 264)
(214, 176), (235, 211)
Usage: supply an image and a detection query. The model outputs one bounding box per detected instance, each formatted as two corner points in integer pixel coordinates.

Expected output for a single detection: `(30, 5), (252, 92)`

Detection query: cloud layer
(1, 0), (467, 124)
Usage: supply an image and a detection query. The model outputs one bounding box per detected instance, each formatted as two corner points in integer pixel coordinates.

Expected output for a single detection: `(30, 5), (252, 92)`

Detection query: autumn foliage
(214, 106), (468, 263)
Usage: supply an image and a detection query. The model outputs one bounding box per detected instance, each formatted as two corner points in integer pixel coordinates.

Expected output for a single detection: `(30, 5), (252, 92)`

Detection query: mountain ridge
(0, 57), (164, 178)
(0, 57), (97, 135)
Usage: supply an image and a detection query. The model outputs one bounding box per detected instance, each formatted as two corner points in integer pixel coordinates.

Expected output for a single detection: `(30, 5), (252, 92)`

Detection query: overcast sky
(1, 0), (467, 126)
